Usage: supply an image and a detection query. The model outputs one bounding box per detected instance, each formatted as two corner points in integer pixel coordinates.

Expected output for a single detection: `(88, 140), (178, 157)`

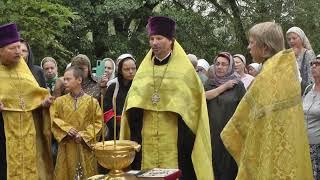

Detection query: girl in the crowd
(103, 54), (137, 140)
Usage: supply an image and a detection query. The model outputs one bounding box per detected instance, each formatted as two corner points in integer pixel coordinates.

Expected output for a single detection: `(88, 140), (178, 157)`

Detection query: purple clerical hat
(147, 16), (176, 39)
(0, 23), (20, 48)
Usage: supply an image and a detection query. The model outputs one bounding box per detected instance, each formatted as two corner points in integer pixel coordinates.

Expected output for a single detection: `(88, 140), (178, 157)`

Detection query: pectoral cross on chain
(18, 95), (26, 110)
(151, 91), (160, 105)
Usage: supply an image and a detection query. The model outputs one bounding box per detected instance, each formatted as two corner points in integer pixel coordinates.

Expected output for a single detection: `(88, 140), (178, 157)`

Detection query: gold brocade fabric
(50, 94), (102, 180)
(120, 41), (214, 179)
(0, 58), (52, 180)
(141, 111), (178, 169)
(221, 49), (313, 180)
(3, 111), (38, 179)
(0, 57), (48, 111)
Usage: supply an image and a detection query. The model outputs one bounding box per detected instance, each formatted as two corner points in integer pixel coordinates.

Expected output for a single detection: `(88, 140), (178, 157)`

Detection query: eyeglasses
(310, 61), (320, 66)
(214, 62), (229, 67)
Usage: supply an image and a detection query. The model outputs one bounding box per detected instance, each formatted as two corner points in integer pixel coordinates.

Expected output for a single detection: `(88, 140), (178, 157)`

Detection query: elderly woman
(187, 53), (198, 69)
(247, 63), (261, 77)
(286, 26), (316, 91)
(103, 54), (136, 140)
(197, 58), (210, 84)
(234, 54), (254, 89)
(71, 54), (100, 100)
(205, 52), (246, 180)
(221, 22), (313, 179)
(54, 54), (101, 99)
(303, 55), (320, 180)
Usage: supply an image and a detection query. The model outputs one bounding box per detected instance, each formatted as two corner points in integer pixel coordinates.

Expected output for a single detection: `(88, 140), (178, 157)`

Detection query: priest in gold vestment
(50, 66), (102, 180)
(0, 23), (54, 180)
(221, 22), (313, 179)
(120, 16), (213, 180)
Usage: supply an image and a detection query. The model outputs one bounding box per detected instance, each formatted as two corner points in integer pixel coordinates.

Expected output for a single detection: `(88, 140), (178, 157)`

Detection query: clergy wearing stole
(120, 16), (214, 180)
(0, 23), (54, 180)
(221, 22), (313, 179)
(50, 66), (102, 180)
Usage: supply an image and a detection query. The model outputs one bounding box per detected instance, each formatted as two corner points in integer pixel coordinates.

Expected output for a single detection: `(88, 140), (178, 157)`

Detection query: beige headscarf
(286, 26), (313, 50)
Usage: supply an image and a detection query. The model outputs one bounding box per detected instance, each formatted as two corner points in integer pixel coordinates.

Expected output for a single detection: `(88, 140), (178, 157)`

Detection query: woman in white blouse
(303, 55), (320, 180)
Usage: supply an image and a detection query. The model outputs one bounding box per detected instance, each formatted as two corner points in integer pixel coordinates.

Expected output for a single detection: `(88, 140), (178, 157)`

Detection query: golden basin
(93, 140), (141, 178)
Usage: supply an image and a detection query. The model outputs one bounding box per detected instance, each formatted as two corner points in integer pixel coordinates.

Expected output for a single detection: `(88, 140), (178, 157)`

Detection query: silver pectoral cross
(151, 91), (160, 105)
(18, 95), (26, 110)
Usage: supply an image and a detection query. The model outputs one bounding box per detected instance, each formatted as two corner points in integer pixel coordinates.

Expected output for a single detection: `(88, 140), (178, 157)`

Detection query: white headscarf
(197, 59), (210, 71)
(233, 54), (246, 65)
(116, 53), (136, 65)
(248, 63), (261, 72)
(103, 58), (116, 80)
(286, 26), (313, 50)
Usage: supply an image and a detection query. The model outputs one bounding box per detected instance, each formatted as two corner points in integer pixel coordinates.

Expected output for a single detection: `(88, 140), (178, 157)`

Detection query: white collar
(155, 51), (172, 61)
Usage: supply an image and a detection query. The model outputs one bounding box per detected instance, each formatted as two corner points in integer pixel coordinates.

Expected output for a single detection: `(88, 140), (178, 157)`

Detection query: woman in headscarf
(234, 54), (254, 89)
(205, 52), (246, 180)
(71, 54), (100, 100)
(20, 39), (46, 88)
(100, 58), (116, 96)
(104, 58), (116, 80)
(103, 54), (136, 140)
(247, 63), (261, 77)
(196, 58), (210, 85)
(187, 53), (198, 69)
(286, 26), (316, 92)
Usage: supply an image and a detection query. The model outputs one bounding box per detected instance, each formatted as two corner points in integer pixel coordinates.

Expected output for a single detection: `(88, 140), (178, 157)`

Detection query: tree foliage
(1, 0), (320, 70)
(0, 0), (78, 70)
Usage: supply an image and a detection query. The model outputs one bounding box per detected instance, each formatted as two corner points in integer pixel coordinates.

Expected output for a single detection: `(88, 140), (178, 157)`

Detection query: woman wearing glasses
(205, 52), (246, 180)
(303, 55), (320, 180)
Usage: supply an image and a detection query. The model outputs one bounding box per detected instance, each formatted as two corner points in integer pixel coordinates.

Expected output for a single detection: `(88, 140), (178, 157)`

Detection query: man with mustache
(120, 16), (213, 180)
(0, 23), (54, 180)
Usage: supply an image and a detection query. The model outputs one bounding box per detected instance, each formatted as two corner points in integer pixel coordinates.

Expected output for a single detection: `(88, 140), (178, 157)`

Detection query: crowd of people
(0, 15), (319, 180)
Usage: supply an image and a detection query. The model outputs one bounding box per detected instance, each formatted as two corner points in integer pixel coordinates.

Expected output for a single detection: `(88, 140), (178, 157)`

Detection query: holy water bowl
(93, 140), (141, 177)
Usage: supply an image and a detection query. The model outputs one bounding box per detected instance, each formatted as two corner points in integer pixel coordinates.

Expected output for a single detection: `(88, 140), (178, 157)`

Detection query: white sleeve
(295, 61), (302, 82)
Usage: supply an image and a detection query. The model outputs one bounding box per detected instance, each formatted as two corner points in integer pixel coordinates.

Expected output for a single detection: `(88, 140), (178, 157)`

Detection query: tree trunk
(228, 0), (250, 63)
